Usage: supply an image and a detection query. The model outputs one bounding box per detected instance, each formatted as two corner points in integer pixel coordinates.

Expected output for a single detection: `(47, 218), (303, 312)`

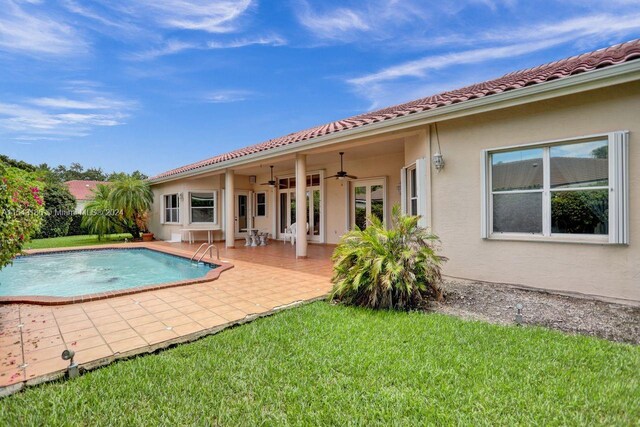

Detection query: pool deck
(0, 241), (334, 394)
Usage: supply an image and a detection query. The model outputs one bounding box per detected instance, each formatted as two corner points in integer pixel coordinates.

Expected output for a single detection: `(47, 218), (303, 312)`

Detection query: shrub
(67, 214), (89, 236)
(330, 205), (446, 310)
(35, 184), (76, 238)
(0, 162), (45, 269)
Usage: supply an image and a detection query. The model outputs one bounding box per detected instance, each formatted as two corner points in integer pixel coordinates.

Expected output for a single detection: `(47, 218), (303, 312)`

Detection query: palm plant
(82, 178), (153, 240)
(330, 205), (446, 310)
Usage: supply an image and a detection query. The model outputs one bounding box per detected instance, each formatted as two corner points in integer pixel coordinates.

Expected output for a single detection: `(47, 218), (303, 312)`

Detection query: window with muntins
(255, 192), (267, 217)
(164, 194), (179, 223)
(482, 132), (629, 244)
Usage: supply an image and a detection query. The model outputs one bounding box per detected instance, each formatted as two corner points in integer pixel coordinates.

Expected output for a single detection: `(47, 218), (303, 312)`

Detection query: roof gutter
(150, 60), (640, 184)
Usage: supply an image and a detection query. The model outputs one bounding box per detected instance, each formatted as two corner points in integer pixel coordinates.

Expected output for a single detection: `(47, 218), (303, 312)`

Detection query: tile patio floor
(0, 241), (334, 392)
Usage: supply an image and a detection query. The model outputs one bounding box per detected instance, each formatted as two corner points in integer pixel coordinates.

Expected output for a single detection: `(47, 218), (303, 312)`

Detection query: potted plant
(138, 212), (154, 242)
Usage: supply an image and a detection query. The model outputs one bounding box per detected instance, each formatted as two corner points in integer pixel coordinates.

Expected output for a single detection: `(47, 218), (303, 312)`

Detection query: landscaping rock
(434, 278), (640, 345)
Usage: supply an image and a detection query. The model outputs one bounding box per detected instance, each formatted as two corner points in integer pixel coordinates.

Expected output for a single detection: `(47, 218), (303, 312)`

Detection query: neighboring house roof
(492, 157), (608, 191)
(151, 39), (640, 182)
(64, 180), (110, 201)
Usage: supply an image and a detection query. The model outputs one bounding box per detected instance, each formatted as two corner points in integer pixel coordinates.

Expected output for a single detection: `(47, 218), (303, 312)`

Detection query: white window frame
(162, 193), (180, 224)
(401, 158), (428, 227)
(254, 191), (267, 217)
(189, 190), (218, 225)
(481, 131), (629, 244)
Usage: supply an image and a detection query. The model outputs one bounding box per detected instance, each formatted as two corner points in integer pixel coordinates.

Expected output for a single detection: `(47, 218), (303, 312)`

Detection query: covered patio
(0, 241), (333, 392)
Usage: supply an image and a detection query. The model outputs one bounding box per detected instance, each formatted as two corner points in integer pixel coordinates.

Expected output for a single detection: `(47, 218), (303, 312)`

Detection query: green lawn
(1, 302), (638, 425)
(23, 233), (131, 250)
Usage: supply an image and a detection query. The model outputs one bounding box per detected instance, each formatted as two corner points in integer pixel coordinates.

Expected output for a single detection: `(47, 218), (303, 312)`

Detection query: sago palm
(330, 205), (446, 310)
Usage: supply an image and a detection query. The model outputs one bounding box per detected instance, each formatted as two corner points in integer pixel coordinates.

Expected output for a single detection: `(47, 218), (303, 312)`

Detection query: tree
(82, 178), (153, 240)
(591, 145), (608, 159)
(330, 205), (446, 310)
(35, 184), (76, 238)
(106, 170), (148, 181)
(0, 162), (45, 269)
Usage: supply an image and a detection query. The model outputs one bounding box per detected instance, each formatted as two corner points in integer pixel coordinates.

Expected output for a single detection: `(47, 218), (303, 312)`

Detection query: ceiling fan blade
(324, 175), (338, 180)
(346, 175), (358, 179)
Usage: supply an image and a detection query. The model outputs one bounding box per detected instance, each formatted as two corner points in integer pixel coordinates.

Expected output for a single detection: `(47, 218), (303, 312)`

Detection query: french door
(235, 191), (251, 237)
(351, 179), (386, 229)
(278, 173), (323, 242)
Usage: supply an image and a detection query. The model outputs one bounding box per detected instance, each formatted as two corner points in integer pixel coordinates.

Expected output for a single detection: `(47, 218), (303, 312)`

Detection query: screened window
(255, 192), (267, 217)
(482, 132), (629, 244)
(164, 194), (179, 223)
(190, 192), (216, 223)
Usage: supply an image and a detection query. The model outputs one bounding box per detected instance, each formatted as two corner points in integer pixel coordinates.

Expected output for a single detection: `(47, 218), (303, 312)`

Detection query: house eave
(149, 60), (640, 185)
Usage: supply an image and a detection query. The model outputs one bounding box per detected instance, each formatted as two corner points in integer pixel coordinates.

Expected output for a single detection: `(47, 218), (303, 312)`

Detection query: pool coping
(0, 243), (234, 305)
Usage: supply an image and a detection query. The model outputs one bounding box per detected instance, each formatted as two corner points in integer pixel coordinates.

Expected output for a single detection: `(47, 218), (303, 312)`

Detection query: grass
(1, 302), (638, 425)
(23, 233), (131, 250)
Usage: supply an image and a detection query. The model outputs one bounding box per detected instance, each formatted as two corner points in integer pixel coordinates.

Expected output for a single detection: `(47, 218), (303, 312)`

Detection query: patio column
(295, 154), (308, 258)
(225, 169), (235, 248)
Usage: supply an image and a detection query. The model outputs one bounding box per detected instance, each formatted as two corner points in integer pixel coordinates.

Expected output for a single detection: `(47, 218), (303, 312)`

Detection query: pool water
(0, 249), (216, 297)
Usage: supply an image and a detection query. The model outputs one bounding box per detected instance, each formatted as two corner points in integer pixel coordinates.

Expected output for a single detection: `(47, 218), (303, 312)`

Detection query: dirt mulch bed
(433, 279), (640, 345)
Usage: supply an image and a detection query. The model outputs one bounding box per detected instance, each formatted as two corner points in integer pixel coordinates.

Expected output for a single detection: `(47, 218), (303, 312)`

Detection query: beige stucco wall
(149, 174), (223, 241)
(431, 82), (640, 301)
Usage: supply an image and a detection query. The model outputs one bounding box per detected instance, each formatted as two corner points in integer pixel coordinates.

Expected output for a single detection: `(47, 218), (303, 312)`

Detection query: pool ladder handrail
(197, 244), (219, 262)
(190, 243), (220, 262)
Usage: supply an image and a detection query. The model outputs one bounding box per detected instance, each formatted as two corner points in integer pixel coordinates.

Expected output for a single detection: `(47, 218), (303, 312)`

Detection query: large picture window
(190, 192), (216, 223)
(482, 132), (629, 244)
(163, 194), (180, 223)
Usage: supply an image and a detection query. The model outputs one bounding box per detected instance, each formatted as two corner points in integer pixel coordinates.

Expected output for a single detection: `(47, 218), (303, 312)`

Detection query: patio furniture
(180, 227), (220, 244)
(284, 223), (309, 245)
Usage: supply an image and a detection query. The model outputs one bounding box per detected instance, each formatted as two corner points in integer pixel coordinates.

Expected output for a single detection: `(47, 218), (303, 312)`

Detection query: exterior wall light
(432, 152), (445, 171)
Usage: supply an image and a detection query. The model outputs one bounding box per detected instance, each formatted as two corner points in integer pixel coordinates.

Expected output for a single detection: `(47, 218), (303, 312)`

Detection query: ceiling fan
(325, 152), (357, 180)
(260, 166), (284, 188)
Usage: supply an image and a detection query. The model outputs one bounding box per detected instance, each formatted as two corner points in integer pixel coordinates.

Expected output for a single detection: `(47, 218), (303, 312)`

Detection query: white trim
(400, 166), (407, 215)
(254, 191), (267, 217)
(161, 193), (181, 225)
(610, 131), (630, 244)
(188, 190), (218, 225)
(416, 158), (428, 228)
(480, 150), (490, 239)
(150, 61), (640, 184)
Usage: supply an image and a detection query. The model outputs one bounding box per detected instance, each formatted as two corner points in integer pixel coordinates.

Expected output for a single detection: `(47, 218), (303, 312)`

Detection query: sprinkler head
(515, 303), (523, 326)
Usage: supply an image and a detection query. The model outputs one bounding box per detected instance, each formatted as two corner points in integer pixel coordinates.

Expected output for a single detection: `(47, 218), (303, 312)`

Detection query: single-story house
(148, 39), (640, 303)
(64, 180), (109, 214)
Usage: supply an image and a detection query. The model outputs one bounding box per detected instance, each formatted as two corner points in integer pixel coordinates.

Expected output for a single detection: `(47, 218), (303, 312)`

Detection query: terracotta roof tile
(151, 39), (640, 181)
(64, 180), (110, 200)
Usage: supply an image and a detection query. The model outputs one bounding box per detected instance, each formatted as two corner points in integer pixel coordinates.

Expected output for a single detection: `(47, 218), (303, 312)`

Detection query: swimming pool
(0, 248), (217, 299)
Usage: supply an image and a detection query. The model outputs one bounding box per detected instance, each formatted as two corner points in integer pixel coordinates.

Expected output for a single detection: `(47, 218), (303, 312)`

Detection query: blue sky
(1, 0), (639, 176)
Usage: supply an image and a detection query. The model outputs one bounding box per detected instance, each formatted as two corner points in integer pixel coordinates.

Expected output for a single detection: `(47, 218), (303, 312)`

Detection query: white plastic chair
(284, 222), (309, 245)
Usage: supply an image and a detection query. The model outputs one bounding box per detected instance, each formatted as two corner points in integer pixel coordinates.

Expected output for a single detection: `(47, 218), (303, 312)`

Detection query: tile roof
(64, 180), (110, 200)
(151, 39), (640, 181)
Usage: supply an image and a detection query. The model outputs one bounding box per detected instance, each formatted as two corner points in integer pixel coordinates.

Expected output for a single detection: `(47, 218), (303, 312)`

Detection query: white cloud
(206, 34), (287, 49)
(0, 84), (136, 140)
(204, 90), (252, 103)
(0, 0), (87, 56)
(348, 12), (640, 107)
(120, 0), (254, 33)
(131, 34), (286, 60)
(296, 2), (369, 40)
